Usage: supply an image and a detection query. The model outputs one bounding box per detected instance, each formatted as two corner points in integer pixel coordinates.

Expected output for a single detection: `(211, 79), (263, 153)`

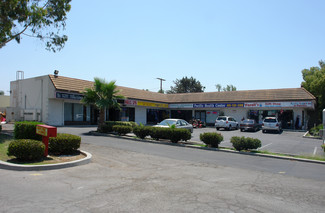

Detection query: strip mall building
(7, 74), (316, 130)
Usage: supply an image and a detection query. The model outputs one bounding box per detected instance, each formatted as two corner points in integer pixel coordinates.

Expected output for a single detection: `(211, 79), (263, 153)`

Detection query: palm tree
(82, 78), (125, 131)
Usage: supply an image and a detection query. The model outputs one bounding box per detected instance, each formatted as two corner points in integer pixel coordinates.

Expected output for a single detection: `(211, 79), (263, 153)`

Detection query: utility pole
(156, 78), (166, 93)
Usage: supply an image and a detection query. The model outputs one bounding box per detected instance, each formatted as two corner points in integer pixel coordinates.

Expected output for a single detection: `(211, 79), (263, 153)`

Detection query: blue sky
(1, 0), (325, 95)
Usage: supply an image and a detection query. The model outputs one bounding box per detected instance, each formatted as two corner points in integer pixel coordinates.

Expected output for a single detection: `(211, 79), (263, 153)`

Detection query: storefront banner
(56, 92), (83, 100)
(244, 101), (313, 108)
(137, 101), (169, 108)
(169, 104), (193, 108)
(290, 101), (313, 108)
(193, 103), (244, 108)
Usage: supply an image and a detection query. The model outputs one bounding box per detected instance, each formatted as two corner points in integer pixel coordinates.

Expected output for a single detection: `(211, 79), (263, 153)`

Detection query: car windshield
(264, 119), (277, 123)
(217, 117), (226, 121)
(159, 120), (176, 126)
(243, 120), (254, 124)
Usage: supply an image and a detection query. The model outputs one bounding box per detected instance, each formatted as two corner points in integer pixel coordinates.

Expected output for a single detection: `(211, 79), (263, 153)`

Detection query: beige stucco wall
(0, 95), (10, 108)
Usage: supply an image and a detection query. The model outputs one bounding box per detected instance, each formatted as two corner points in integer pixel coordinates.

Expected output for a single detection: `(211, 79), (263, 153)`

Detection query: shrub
(49, 133), (81, 155)
(200, 132), (223, 148)
(14, 121), (44, 140)
(112, 125), (132, 136)
(309, 124), (324, 136)
(149, 127), (171, 140)
(100, 121), (137, 133)
(7, 139), (45, 161)
(230, 136), (261, 151)
(133, 125), (151, 139)
(170, 128), (191, 143)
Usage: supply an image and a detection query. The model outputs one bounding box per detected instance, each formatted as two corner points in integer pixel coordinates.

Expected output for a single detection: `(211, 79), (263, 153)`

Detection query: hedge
(49, 133), (81, 155)
(200, 132), (223, 148)
(148, 127), (191, 143)
(149, 127), (171, 140)
(112, 125), (133, 136)
(230, 136), (261, 151)
(170, 128), (191, 143)
(14, 121), (44, 140)
(7, 139), (45, 161)
(100, 121), (137, 133)
(133, 125), (151, 139)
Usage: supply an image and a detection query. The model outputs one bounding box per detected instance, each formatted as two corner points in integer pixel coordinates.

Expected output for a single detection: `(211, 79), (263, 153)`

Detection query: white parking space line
(258, 143), (273, 150)
(313, 147), (317, 156)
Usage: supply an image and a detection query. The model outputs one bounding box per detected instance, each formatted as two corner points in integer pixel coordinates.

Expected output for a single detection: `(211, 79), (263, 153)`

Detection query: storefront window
(74, 104), (83, 121)
(171, 110), (192, 122)
(206, 111), (219, 125)
(109, 107), (135, 122)
(64, 103), (91, 123)
(147, 109), (169, 124)
(64, 103), (73, 121)
(86, 106), (91, 121)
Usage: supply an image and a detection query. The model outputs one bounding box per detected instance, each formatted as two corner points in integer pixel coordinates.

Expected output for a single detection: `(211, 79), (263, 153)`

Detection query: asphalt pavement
(191, 127), (325, 156)
(1, 125), (325, 212)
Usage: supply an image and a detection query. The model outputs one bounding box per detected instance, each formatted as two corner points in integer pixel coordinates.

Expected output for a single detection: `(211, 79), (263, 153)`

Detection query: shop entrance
(258, 110), (294, 129)
(278, 110), (293, 129)
(195, 110), (206, 123)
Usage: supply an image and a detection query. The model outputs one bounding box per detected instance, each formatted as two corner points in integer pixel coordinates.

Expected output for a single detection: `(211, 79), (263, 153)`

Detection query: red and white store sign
(124, 99), (137, 105)
(244, 101), (313, 108)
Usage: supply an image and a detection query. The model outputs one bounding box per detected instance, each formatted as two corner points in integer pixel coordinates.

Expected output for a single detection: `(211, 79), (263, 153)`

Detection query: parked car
(240, 119), (259, 132)
(215, 116), (239, 130)
(262, 117), (281, 133)
(154, 119), (193, 133)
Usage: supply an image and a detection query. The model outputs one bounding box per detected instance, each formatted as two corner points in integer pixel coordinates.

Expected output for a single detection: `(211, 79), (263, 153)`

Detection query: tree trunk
(98, 108), (105, 132)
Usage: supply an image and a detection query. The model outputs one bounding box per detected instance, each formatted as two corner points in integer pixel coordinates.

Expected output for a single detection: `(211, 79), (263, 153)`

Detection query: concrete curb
(0, 150), (92, 171)
(302, 131), (322, 140)
(90, 131), (325, 165)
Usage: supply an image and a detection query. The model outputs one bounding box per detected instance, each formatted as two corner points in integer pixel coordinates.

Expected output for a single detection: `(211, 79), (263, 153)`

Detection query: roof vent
(54, 70), (59, 78)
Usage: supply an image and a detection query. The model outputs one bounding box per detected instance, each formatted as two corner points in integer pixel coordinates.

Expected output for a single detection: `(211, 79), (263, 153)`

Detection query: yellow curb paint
(30, 173), (43, 176)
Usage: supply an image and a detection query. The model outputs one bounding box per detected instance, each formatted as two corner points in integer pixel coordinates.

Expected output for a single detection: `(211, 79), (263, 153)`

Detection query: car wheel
(216, 127), (219, 131)
(240, 129), (243, 132)
(262, 129), (266, 133)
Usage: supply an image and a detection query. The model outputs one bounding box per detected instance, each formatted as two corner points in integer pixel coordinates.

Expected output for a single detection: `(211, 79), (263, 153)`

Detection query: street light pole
(156, 78), (166, 93)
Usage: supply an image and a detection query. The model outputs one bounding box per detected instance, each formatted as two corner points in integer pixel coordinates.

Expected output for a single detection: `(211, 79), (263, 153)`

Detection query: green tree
(82, 78), (125, 131)
(0, 90), (4, 95)
(301, 60), (325, 125)
(215, 84), (222, 92)
(0, 0), (72, 52)
(223, 84), (237, 91)
(215, 84), (237, 92)
(167, 76), (205, 94)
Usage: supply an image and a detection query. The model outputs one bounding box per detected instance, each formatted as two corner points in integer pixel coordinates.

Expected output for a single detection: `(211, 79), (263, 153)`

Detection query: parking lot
(191, 127), (325, 156)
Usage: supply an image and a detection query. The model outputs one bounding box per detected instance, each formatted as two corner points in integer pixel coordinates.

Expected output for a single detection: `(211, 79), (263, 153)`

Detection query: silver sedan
(154, 119), (193, 133)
